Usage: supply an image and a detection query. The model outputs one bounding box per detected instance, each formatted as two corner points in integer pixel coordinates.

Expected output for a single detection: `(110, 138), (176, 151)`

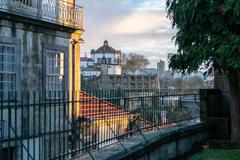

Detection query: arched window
(102, 56), (107, 64)
(108, 58), (111, 64)
(97, 58), (101, 63)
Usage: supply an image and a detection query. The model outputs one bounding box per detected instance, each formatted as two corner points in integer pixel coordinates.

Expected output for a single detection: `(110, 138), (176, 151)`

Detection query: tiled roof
(93, 40), (120, 54)
(80, 91), (134, 120)
(79, 92), (175, 131)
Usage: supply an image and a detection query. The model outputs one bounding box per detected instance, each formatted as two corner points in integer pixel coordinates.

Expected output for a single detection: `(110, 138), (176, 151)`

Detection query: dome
(95, 40), (116, 53)
(104, 40), (108, 45)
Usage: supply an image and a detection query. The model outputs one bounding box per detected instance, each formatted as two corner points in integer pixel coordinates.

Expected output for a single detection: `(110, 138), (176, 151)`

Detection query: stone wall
(76, 122), (211, 160)
(0, 13), (83, 160)
(0, 19), (71, 91)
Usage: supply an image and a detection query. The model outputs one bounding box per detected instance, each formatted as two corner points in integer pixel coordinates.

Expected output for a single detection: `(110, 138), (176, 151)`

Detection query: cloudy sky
(76, 0), (177, 68)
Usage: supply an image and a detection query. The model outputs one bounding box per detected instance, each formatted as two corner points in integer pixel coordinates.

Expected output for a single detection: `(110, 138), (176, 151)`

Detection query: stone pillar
(214, 73), (230, 117)
(200, 89), (230, 139)
(69, 30), (84, 92)
(200, 89), (221, 119)
(69, 30), (84, 120)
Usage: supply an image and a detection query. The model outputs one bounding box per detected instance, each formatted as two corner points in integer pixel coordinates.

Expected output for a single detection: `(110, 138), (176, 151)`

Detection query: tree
(122, 53), (150, 74)
(81, 76), (99, 91)
(166, 0), (240, 142)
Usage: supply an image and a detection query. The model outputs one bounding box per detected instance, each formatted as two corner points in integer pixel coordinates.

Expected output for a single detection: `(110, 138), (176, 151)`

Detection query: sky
(76, 0), (177, 68)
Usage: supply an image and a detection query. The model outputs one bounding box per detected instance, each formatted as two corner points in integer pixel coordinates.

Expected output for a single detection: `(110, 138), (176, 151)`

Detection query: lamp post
(70, 38), (84, 156)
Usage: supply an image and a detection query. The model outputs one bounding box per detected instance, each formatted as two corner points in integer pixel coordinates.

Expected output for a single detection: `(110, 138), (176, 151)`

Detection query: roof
(80, 91), (134, 120)
(79, 92), (163, 130)
(80, 57), (94, 61)
(82, 67), (101, 72)
(92, 40), (121, 54)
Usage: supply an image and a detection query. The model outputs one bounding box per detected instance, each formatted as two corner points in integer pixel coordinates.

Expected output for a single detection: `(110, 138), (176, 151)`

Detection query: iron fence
(0, 0), (83, 29)
(0, 90), (200, 160)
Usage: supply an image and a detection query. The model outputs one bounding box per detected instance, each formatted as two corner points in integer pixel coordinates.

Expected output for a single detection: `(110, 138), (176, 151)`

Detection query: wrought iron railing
(0, 90), (200, 160)
(0, 0), (83, 29)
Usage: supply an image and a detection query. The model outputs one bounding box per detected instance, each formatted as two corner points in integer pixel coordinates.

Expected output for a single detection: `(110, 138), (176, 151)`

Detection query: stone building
(157, 60), (165, 77)
(90, 40), (122, 75)
(98, 74), (158, 89)
(0, 0), (84, 159)
(80, 56), (94, 68)
(0, 0), (83, 95)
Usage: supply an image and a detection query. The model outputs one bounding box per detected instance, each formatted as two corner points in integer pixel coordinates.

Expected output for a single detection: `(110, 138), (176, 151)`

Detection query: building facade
(157, 60), (165, 77)
(80, 56), (94, 68)
(98, 74), (158, 89)
(0, 0), (83, 95)
(0, 0), (84, 159)
(90, 40), (122, 75)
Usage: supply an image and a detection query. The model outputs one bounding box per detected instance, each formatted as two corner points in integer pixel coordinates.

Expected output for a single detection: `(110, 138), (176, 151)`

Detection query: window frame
(45, 50), (65, 91)
(0, 37), (21, 101)
(43, 43), (69, 94)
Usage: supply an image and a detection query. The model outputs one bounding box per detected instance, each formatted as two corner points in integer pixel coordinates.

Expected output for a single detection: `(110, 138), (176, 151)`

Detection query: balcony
(0, 0), (83, 29)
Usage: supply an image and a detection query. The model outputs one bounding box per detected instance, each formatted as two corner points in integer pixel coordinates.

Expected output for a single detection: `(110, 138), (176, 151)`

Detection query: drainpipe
(71, 39), (77, 157)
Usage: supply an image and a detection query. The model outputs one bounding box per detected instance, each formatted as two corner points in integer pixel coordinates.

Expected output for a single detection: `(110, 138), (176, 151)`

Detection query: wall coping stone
(73, 121), (211, 160)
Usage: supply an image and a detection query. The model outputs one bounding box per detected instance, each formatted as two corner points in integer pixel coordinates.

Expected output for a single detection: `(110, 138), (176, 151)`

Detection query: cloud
(109, 11), (169, 34)
(136, 0), (167, 11)
(78, 0), (176, 68)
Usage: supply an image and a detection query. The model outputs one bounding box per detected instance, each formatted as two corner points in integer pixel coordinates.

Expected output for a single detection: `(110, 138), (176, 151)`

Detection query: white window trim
(46, 50), (65, 92)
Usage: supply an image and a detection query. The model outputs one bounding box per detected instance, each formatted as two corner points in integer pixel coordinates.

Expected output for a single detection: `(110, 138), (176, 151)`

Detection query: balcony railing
(0, 0), (83, 29)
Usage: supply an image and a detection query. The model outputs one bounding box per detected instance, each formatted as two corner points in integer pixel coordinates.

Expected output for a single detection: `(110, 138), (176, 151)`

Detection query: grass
(189, 149), (240, 160)
(189, 141), (240, 160)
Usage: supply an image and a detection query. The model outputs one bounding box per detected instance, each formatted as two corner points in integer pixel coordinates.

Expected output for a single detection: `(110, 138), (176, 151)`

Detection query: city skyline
(77, 0), (177, 67)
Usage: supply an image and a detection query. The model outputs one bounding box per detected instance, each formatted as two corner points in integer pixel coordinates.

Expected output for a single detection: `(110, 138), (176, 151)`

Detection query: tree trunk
(228, 70), (240, 143)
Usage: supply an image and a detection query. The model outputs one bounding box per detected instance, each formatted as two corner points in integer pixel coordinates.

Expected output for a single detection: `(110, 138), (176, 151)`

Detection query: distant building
(82, 68), (101, 77)
(143, 68), (157, 75)
(157, 60), (165, 77)
(163, 71), (174, 80)
(80, 56), (95, 68)
(98, 74), (158, 89)
(173, 71), (206, 79)
(128, 68), (157, 75)
(91, 40), (122, 75)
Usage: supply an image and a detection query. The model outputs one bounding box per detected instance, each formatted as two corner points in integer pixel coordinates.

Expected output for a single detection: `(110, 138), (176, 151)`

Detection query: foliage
(81, 76), (99, 91)
(166, 0), (240, 74)
(166, 0), (240, 142)
(166, 106), (191, 122)
(160, 76), (211, 89)
(122, 53), (150, 74)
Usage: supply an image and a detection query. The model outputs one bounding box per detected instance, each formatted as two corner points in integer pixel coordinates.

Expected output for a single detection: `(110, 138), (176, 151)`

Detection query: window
(0, 44), (16, 99)
(108, 58), (111, 64)
(97, 58), (101, 63)
(46, 50), (64, 92)
(102, 57), (107, 64)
